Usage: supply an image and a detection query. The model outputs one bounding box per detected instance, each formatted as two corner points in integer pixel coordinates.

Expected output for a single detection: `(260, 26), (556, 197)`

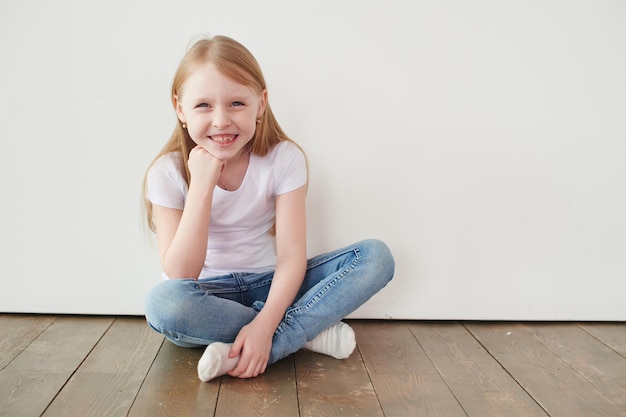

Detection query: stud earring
(182, 122), (187, 129)
(256, 118), (261, 124)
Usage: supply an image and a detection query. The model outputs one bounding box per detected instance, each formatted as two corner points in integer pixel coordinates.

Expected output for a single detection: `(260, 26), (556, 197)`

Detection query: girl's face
(175, 63), (266, 160)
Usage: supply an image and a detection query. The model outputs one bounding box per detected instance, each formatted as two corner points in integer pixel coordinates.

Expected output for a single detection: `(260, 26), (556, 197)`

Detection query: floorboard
(523, 323), (626, 411)
(0, 316), (624, 417)
(215, 354), (298, 417)
(128, 341), (220, 417)
(580, 323), (626, 358)
(467, 323), (624, 417)
(412, 322), (549, 417)
(353, 321), (466, 417)
(0, 315), (55, 370)
(0, 316), (113, 417)
(40, 317), (162, 417)
(296, 349), (383, 417)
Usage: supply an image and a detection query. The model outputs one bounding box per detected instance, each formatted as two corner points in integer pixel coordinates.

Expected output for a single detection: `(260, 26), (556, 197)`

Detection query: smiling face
(175, 63), (267, 161)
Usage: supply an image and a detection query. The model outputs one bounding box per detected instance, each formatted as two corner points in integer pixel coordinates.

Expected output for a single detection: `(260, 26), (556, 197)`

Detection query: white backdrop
(1, 0), (624, 320)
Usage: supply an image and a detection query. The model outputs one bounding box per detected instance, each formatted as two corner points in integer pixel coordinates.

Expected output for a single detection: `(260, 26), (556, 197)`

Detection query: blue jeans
(144, 239), (394, 364)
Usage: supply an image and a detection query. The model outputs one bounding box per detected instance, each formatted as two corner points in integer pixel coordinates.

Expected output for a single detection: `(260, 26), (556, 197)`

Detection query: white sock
(197, 342), (239, 382)
(304, 321), (356, 359)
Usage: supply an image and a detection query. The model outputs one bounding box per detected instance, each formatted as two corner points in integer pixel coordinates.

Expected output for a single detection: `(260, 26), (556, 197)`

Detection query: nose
(212, 107), (231, 128)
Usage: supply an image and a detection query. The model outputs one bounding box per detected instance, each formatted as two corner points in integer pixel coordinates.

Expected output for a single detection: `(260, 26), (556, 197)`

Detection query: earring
(256, 118), (261, 124)
(182, 122), (187, 129)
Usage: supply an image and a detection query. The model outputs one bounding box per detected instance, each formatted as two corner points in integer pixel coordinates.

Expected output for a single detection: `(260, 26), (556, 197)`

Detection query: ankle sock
(304, 321), (356, 359)
(197, 342), (239, 382)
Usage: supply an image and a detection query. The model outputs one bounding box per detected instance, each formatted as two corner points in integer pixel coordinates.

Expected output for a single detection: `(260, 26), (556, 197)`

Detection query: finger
(250, 362), (264, 378)
(228, 355), (249, 377)
(228, 348), (252, 377)
(231, 351), (262, 379)
(238, 361), (260, 379)
(248, 359), (263, 378)
(229, 335), (244, 358)
(246, 356), (268, 379)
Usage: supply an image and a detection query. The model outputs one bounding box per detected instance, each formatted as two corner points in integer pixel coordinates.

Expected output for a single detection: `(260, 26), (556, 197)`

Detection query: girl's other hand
(188, 145), (224, 189)
(227, 321), (274, 378)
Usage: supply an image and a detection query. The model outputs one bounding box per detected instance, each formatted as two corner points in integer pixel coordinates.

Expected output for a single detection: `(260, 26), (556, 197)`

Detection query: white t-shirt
(147, 141), (307, 279)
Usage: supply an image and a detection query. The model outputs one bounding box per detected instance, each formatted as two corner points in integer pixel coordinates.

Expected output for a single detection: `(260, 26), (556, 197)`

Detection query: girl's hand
(227, 320), (274, 378)
(188, 145), (224, 189)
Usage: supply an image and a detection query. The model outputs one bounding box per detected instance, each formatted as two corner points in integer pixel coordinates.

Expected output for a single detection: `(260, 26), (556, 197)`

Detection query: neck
(218, 151), (250, 191)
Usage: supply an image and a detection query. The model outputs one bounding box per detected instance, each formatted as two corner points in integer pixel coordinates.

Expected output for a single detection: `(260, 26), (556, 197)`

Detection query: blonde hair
(143, 35), (306, 232)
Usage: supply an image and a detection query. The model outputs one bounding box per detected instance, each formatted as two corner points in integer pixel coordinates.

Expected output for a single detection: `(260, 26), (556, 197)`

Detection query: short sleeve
(275, 142), (307, 195)
(146, 152), (187, 210)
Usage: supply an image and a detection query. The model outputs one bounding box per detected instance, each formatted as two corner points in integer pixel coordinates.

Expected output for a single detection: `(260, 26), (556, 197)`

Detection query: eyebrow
(188, 94), (252, 103)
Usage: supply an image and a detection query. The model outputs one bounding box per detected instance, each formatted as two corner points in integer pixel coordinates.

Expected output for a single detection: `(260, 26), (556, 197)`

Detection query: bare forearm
(254, 256), (307, 329)
(162, 185), (213, 279)
(253, 186), (308, 330)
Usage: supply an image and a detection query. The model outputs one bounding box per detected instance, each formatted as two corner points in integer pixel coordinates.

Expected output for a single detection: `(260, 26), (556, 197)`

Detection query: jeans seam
(247, 278), (273, 291)
(306, 246), (361, 270)
(286, 247), (362, 322)
(194, 283), (242, 294)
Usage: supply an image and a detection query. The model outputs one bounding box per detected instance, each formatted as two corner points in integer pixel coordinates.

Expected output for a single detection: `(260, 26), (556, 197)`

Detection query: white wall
(1, 0), (624, 320)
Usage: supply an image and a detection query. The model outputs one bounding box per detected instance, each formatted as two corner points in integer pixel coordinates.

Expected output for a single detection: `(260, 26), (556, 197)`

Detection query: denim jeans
(144, 239), (394, 364)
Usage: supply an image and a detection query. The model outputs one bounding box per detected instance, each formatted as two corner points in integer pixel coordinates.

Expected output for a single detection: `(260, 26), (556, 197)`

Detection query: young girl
(143, 35), (395, 382)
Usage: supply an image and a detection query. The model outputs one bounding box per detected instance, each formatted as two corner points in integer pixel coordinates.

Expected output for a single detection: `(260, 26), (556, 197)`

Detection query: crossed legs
(144, 239), (395, 381)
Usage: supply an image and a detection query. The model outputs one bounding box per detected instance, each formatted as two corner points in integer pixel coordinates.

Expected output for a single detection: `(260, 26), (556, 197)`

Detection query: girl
(143, 35), (395, 382)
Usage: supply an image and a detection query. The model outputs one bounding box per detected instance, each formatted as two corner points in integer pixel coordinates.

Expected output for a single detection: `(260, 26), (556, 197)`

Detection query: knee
(144, 279), (190, 331)
(360, 238), (395, 285)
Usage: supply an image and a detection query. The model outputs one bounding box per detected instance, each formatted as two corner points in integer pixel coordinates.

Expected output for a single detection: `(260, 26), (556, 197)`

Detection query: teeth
(212, 135), (235, 144)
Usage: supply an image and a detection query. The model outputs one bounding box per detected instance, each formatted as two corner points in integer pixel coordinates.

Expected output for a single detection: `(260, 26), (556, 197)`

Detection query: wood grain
(580, 323), (626, 358)
(1, 316), (624, 417)
(0, 314), (54, 370)
(353, 320), (427, 374)
(128, 342), (220, 417)
(41, 317), (163, 417)
(215, 354), (299, 417)
(296, 348), (383, 417)
(523, 323), (626, 411)
(411, 322), (549, 417)
(8, 316), (113, 371)
(0, 316), (113, 417)
(353, 320), (466, 417)
(467, 323), (624, 417)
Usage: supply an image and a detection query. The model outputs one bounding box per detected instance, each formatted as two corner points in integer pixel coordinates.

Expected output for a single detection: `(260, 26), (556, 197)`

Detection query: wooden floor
(0, 316), (625, 417)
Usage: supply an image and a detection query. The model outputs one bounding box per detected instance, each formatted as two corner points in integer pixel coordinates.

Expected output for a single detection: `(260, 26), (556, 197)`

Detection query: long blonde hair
(143, 35), (306, 232)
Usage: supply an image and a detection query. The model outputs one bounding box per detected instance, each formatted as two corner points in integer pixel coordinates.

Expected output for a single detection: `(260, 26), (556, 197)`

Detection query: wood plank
(7, 316), (113, 371)
(0, 314), (55, 369)
(0, 370), (74, 417)
(1, 317), (623, 417)
(467, 323), (624, 417)
(580, 323), (626, 358)
(215, 354), (299, 417)
(41, 317), (163, 417)
(352, 321), (467, 417)
(128, 342), (219, 417)
(0, 316), (113, 417)
(296, 349), (383, 417)
(353, 321), (426, 374)
(410, 322), (548, 417)
(523, 323), (626, 411)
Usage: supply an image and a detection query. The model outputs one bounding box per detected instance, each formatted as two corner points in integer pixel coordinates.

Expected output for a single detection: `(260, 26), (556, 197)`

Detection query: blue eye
(195, 103), (209, 108)
(232, 101), (244, 107)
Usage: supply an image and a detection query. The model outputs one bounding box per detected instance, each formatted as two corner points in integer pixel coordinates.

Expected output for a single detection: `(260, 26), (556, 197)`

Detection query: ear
(173, 94), (186, 123)
(257, 89), (268, 119)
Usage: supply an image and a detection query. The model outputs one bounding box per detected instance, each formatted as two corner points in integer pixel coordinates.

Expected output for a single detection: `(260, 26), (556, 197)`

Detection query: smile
(210, 134), (238, 144)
